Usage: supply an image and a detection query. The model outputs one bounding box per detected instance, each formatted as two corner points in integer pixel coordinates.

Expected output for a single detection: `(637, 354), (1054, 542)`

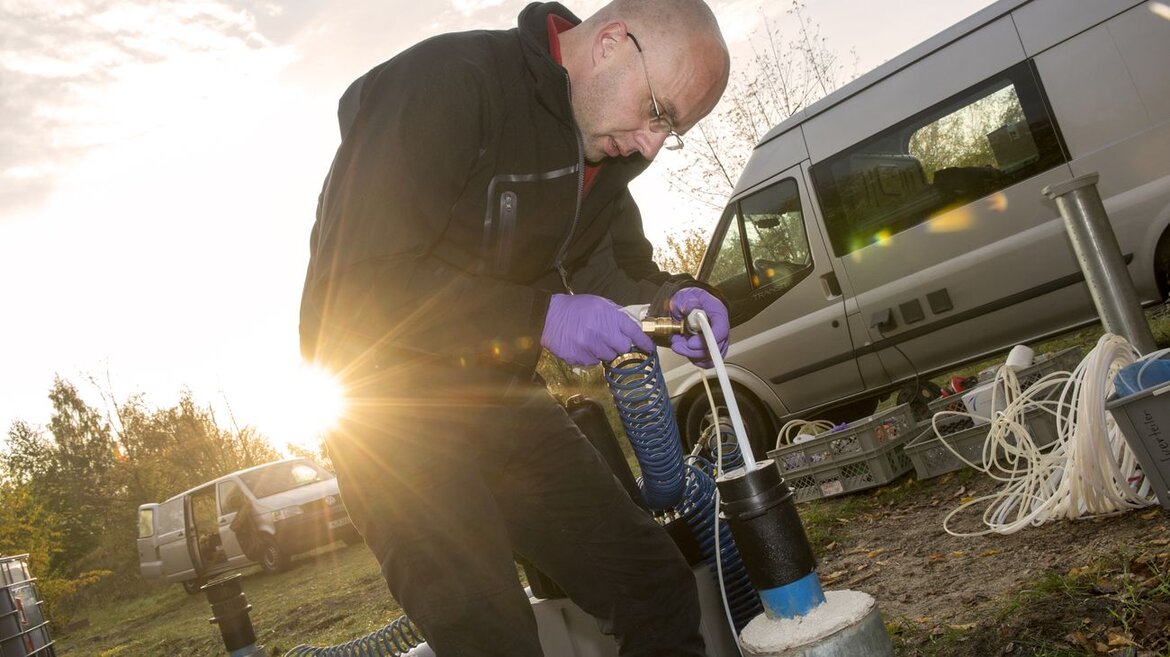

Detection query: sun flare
(251, 364), (347, 453)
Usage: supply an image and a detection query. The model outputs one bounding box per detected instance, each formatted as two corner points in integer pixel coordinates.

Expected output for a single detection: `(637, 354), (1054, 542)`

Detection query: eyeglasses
(627, 32), (684, 151)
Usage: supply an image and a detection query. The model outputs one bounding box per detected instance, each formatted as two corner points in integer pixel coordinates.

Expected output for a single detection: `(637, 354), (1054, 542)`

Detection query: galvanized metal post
(1042, 173), (1157, 355)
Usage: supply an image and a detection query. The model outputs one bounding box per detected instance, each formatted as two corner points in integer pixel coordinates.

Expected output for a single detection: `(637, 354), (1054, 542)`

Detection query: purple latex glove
(541, 294), (655, 366)
(668, 287), (730, 368)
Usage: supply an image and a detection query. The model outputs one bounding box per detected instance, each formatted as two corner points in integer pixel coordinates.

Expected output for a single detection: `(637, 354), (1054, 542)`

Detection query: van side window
(219, 480), (242, 514)
(138, 508), (155, 539)
(812, 61), (1067, 256)
(159, 498), (184, 533)
(702, 178), (812, 324)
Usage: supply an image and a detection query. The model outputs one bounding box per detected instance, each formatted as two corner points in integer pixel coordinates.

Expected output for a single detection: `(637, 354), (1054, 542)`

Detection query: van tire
(340, 526), (363, 547)
(1155, 229), (1170, 300)
(181, 578), (204, 595)
(258, 535), (289, 573)
(683, 388), (773, 460)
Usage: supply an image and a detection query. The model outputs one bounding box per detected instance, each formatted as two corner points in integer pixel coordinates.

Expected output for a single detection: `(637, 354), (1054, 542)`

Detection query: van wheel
(340, 526), (363, 547)
(683, 388), (773, 462)
(1155, 229), (1170, 300)
(181, 578), (204, 595)
(258, 536), (289, 573)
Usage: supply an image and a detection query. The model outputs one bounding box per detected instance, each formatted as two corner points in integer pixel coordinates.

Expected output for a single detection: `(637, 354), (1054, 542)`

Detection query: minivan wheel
(258, 535), (289, 573)
(181, 578), (204, 595)
(682, 388), (773, 461)
(340, 526), (363, 547)
(1155, 229), (1170, 301)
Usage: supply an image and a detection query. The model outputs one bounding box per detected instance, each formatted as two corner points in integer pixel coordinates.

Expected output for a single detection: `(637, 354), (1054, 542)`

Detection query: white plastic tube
(690, 309), (758, 471)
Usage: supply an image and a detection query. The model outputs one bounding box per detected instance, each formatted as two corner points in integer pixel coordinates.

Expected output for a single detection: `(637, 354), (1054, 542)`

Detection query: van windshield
(240, 461), (332, 499)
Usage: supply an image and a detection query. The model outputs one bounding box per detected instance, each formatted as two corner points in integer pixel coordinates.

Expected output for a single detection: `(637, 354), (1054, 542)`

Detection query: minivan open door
(136, 503), (162, 580)
(155, 496), (197, 584)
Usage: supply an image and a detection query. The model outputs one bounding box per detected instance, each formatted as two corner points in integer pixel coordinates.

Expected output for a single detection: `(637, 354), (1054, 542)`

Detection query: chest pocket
(482, 165), (579, 277)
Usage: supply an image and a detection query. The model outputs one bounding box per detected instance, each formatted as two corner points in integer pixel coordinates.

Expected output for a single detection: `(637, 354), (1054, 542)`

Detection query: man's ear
(594, 21), (628, 63)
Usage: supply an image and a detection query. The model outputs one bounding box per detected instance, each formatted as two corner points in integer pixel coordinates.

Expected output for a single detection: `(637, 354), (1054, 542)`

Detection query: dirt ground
(807, 470), (1170, 656)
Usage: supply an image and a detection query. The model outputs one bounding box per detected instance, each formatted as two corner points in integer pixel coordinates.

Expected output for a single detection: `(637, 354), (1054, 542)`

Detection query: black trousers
(327, 374), (706, 657)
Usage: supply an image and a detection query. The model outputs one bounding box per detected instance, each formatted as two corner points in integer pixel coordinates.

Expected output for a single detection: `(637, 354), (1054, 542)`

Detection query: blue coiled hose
(604, 350), (762, 631)
(700, 422), (744, 472)
(285, 615), (423, 656)
(681, 457), (763, 631)
(603, 351), (686, 510)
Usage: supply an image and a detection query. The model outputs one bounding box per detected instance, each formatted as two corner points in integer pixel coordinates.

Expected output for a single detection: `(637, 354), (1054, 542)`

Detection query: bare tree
(668, 2), (858, 211)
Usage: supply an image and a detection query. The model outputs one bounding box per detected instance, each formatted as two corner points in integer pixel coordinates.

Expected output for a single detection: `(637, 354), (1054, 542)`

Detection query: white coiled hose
(940, 334), (1158, 536)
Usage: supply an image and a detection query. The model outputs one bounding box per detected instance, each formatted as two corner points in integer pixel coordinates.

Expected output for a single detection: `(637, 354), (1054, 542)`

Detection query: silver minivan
(136, 458), (356, 593)
(663, 0), (1170, 454)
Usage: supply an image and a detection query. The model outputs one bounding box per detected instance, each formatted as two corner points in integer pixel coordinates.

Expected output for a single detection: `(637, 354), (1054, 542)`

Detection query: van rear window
(811, 61), (1067, 256)
(137, 508), (154, 539)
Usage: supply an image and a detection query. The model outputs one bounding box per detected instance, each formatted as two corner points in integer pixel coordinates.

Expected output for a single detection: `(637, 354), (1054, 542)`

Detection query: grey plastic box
(905, 408), (1059, 480)
(1106, 382), (1170, 510)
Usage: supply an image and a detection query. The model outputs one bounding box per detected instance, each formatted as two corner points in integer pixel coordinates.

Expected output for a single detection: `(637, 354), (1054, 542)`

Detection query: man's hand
(668, 287), (729, 368)
(542, 294), (655, 366)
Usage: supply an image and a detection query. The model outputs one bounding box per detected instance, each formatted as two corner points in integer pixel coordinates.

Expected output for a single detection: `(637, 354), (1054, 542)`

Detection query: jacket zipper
(553, 76), (585, 295)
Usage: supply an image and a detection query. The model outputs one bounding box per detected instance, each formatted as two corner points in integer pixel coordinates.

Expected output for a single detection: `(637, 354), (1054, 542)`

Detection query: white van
(663, 0), (1170, 453)
(136, 458), (356, 593)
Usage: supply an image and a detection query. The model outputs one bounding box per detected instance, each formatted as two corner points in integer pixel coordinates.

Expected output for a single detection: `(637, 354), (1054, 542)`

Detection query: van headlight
(273, 506), (304, 521)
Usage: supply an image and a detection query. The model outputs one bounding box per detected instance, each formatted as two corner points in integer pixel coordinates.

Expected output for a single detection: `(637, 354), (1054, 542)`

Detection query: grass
(899, 548), (1170, 657)
(55, 542), (400, 655)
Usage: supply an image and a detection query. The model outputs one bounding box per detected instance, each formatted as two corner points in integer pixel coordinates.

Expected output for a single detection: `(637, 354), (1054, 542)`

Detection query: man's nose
(634, 129), (669, 160)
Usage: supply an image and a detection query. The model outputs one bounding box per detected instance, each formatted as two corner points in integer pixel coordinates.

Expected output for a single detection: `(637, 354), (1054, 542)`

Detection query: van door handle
(820, 271), (842, 299)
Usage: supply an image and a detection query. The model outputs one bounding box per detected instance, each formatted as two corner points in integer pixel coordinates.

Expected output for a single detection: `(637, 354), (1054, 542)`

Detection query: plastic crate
(928, 347), (1083, 414)
(1, 554), (56, 657)
(781, 436), (916, 503)
(905, 408), (1060, 480)
(1107, 381), (1170, 509)
(766, 404), (916, 475)
(923, 347), (1083, 432)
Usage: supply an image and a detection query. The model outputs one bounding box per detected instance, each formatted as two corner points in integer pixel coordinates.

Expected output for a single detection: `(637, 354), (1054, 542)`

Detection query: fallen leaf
(950, 623), (976, 631)
(1137, 575), (1162, 590)
(928, 554), (946, 564)
(847, 572), (876, 586)
(1093, 642), (1109, 653)
(950, 551), (966, 558)
(867, 548), (886, 558)
(960, 497), (976, 504)
(1139, 509), (1160, 520)
(1107, 633), (1137, 647)
(1148, 537), (1170, 547)
(953, 485), (967, 498)
(1064, 630), (1094, 652)
(980, 549), (1003, 557)
(824, 541), (838, 551)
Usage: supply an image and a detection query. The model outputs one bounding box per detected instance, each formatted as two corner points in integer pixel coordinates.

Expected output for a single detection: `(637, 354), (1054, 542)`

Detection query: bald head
(559, 0), (730, 162)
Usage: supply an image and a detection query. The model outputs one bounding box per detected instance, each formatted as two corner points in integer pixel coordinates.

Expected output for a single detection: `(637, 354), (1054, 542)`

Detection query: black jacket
(299, 2), (701, 382)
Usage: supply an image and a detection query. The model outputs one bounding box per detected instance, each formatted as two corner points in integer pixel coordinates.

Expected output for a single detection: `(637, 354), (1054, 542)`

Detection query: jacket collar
(516, 2), (579, 123)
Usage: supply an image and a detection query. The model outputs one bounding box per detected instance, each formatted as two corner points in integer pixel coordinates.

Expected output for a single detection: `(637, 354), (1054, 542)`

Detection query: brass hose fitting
(640, 316), (690, 337)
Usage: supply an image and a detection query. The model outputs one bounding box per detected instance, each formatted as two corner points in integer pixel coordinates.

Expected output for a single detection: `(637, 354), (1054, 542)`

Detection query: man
(299, 1), (731, 654)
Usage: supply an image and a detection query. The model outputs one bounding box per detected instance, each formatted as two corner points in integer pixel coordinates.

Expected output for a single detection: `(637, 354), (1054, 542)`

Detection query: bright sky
(0, 0), (994, 453)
